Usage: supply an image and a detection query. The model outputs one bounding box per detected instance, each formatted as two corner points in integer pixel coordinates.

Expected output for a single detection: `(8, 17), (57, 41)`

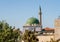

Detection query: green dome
(26, 17), (39, 25)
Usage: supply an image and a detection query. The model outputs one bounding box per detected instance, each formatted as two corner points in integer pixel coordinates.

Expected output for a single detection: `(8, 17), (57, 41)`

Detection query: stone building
(23, 7), (42, 33)
(54, 16), (60, 41)
(23, 7), (60, 42)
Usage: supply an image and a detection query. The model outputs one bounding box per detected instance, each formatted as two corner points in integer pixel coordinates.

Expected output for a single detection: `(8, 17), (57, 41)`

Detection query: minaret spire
(39, 6), (42, 28)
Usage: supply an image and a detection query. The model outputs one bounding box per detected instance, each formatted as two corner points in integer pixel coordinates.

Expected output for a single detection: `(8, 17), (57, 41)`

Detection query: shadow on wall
(57, 39), (60, 42)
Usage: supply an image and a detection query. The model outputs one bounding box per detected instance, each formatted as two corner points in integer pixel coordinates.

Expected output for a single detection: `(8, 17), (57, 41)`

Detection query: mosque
(23, 7), (60, 42)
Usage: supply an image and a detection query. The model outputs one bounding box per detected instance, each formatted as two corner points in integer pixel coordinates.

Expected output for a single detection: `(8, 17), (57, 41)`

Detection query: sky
(0, 0), (60, 30)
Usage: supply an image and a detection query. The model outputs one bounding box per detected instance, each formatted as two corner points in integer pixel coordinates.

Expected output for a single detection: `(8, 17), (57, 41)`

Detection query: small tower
(39, 6), (42, 29)
(54, 16), (60, 41)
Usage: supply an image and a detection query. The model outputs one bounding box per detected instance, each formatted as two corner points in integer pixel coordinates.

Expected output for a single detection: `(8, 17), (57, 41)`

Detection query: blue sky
(0, 0), (60, 30)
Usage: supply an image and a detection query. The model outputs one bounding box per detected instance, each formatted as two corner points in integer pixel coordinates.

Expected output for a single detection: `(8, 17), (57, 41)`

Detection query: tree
(22, 30), (39, 42)
(0, 21), (21, 42)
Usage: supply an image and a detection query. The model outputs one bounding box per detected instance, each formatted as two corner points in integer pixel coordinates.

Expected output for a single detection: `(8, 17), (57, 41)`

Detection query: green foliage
(22, 30), (39, 42)
(0, 21), (21, 42)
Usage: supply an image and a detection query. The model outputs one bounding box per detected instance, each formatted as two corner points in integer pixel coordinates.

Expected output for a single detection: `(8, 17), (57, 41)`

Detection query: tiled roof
(43, 27), (54, 31)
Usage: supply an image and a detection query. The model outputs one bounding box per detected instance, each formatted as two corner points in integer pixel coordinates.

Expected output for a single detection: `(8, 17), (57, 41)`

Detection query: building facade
(23, 7), (42, 33)
(54, 16), (60, 41)
(23, 7), (60, 42)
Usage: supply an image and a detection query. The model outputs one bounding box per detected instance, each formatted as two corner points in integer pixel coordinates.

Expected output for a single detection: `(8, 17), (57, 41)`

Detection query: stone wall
(37, 35), (54, 42)
(54, 19), (60, 40)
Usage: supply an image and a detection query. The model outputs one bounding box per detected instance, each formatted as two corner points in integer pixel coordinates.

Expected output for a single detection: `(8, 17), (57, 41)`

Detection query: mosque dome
(26, 17), (39, 25)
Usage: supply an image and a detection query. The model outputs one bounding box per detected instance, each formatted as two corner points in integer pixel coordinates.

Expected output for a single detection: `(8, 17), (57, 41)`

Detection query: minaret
(39, 6), (42, 29)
